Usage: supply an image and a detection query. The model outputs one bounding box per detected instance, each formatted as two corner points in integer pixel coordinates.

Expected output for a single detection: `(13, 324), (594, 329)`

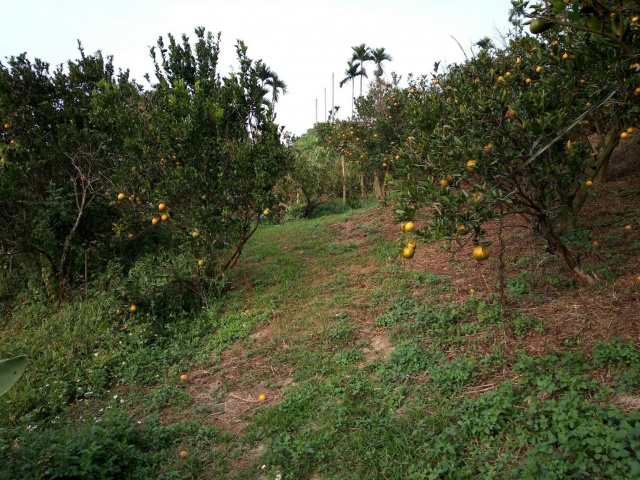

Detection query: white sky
(0, 0), (515, 136)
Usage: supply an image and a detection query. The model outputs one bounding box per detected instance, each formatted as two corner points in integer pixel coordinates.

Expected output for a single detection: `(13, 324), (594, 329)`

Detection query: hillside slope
(2, 173), (640, 478)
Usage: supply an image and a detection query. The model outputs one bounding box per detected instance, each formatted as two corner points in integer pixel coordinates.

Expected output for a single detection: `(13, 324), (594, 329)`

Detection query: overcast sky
(0, 0), (515, 136)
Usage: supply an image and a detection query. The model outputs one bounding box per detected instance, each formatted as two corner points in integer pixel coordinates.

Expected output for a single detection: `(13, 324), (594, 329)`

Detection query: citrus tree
(106, 29), (291, 306)
(284, 129), (343, 218)
(0, 49), (138, 301)
(0, 28), (291, 306)
(341, 21), (639, 284)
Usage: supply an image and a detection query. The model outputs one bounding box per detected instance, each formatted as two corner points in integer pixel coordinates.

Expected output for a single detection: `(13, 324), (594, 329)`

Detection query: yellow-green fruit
(466, 160), (477, 172)
(403, 221), (415, 232)
(263, 209), (270, 216)
(458, 225), (469, 235)
(440, 179), (451, 187)
(192, 230), (200, 239)
(129, 305), (137, 313)
(197, 259), (205, 267)
(472, 245), (490, 261)
(401, 247), (415, 259)
(530, 19), (553, 34)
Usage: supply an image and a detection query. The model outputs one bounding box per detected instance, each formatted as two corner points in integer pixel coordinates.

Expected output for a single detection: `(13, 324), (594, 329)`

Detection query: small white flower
(113, 395), (118, 399)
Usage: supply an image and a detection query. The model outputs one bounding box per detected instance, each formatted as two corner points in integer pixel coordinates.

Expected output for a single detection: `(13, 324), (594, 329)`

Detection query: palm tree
(266, 73), (287, 117)
(350, 44), (372, 97)
(371, 47), (392, 77)
(255, 61), (275, 88)
(339, 61), (360, 118)
(475, 37), (496, 51)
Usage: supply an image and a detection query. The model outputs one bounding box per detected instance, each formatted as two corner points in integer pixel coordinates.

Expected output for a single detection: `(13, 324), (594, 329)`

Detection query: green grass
(3, 204), (640, 479)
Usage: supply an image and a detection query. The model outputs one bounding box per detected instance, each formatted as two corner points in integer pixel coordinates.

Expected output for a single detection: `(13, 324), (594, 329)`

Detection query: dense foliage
(319, 1), (640, 283)
(0, 28), (291, 305)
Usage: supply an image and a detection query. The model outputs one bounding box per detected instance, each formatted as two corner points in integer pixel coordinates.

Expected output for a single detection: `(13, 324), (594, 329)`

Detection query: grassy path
(3, 204), (640, 479)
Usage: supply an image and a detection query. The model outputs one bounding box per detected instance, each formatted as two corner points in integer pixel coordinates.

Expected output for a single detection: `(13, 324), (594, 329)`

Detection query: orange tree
(0, 29), (291, 306)
(380, 26), (639, 283)
(101, 29), (291, 307)
(318, 74), (411, 202)
(0, 49), (139, 302)
(284, 129), (343, 218)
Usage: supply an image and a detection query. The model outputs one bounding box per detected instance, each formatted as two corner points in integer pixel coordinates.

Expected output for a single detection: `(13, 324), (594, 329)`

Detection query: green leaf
(0, 355), (27, 396)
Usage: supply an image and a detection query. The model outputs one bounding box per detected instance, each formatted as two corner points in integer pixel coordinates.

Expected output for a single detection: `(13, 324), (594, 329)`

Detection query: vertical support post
(84, 253), (88, 301)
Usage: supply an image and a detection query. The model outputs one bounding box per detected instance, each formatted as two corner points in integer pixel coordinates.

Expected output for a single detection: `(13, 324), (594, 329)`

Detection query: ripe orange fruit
(197, 259), (205, 267)
(580, 79), (586, 84)
(151, 217), (159, 225)
(625, 224), (632, 230)
(483, 143), (493, 154)
(586, 180), (593, 187)
(263, 209), (270, 216)
(129, 305), (137, 312)
(627, 127), (635, 134)
(525, 78), (531, 84)
(161, 214), (169, 221)
(621, 132), (629, 139)
(440, 179), (451, 187)
(562, 53), (569, 59)
(401, 247), (415, 259)
(506, 109), (516, 118)
(458, 225), (469, 235)
(158, 203), (166, 210)
(258, 394), (266, 402)
(593, 241), (599, 246)
(505, 72), (511, 77)
(403, 222), (415, 232)
(497, 76), (504, 82)
(179, 450), (187, 459)
(127, 233), (134, 239)
(180, 374), (188, 381)
(472, 245), (490, 261)
(536, 66), (542, 73)
(466, 159), (478, 172)
(407, 241), (417, 250)
(516, 58), (521, 64)
(3, 123), (9, 129)
(117, 193), (125, 201)
(115, 308), (123, 315)
(382, 163), (387, 167)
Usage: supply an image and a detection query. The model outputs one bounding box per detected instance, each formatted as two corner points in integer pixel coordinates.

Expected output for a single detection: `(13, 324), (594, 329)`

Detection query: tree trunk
(57, 188), (89, 303)
(351, 81), (354, 118)
(539, 214), (596, 285)
(360, 174), (366, 199)
(373, 174), (382, 198)
(560, 127), (620, 231)
(342, 154), (346, 204)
